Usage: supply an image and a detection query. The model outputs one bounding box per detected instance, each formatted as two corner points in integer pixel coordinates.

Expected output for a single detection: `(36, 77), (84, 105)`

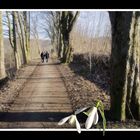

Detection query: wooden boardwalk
(0, 59), (72, 128)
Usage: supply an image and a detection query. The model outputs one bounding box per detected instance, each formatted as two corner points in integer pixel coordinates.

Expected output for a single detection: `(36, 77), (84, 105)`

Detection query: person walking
(40, 51), (44, 63)
(45, 51), (49, 62)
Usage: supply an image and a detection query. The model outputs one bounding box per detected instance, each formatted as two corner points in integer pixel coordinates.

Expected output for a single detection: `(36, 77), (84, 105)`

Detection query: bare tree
(40, 11), (59, 55)
(16, 11), (28, 64)
(40, 11), (80, 63)
(0, 11), (6, 79)
(6, 11), (21, 70)
(23, 11), (30, 63)
(59, 11), (80, 63)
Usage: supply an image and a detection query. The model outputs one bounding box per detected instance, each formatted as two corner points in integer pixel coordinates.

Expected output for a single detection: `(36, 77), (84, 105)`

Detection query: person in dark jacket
(45, 51), (49, 62)
(40, 52), (44, 63)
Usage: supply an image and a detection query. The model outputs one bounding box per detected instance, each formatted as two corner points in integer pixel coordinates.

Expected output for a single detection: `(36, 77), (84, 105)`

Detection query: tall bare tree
(41, 12), (58, 54)
(13, 11), (21, 69)
(41, 11), (79, 63)
(60, 11), (79, 63)
(0, 11), (6, 79)
(23, 11), (30, 63)
(6, 11), (21, 70)
(109, 12), (140, 121)
(16, 12), (28, 64)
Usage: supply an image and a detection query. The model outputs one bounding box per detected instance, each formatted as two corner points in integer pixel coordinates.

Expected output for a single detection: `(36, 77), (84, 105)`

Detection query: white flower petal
(85, 107), (97, 129)
(75, 107), (88, 115)
(58, 115), (72, 125)
(75, 116), (81, 133)
(93, 110), (98, 125)
(69, 115), (76, 125)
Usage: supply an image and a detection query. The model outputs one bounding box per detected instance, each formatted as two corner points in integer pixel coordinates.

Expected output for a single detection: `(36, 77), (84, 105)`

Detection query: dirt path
(0, 59), (72, 128)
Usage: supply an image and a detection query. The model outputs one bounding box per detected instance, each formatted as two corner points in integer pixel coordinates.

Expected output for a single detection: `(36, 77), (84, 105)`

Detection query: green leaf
(83, 111), (89, 116)
(83, 107), (93, 116)
(96, 100), (106, 136)
(98, 108), (106, 136)
(96, 100), (101, 108)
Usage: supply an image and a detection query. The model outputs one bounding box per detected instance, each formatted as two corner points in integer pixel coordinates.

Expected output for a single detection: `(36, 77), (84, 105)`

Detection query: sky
(77, 11), (111, 37)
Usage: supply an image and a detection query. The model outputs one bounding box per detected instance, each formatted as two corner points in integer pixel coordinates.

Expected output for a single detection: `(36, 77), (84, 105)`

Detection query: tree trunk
(6, 12), (21, 70)
(109, 12), (140, 121)
(58, 33), (64, 59)
(66, 43), (73, 63)
(17, 12), (28, 64)
(27, 12), (31, 61)
(14, 12), (22, 68)
(13, 12), (20, 70)
(58, 30), (62, 58)
(60, 11), (79, 63)
(23, 12), (30, 63)
(15, 12), (26, 65)
(0, 12), (6, 79)
(61, 33), (69, 63)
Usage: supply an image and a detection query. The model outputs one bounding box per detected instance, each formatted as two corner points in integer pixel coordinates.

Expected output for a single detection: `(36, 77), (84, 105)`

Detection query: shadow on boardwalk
(0, 112), (72, 122)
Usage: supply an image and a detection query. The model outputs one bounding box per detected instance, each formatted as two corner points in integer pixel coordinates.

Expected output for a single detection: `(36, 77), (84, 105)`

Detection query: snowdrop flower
(58, 114), (81, 133)
(85, 107), (99, 129)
